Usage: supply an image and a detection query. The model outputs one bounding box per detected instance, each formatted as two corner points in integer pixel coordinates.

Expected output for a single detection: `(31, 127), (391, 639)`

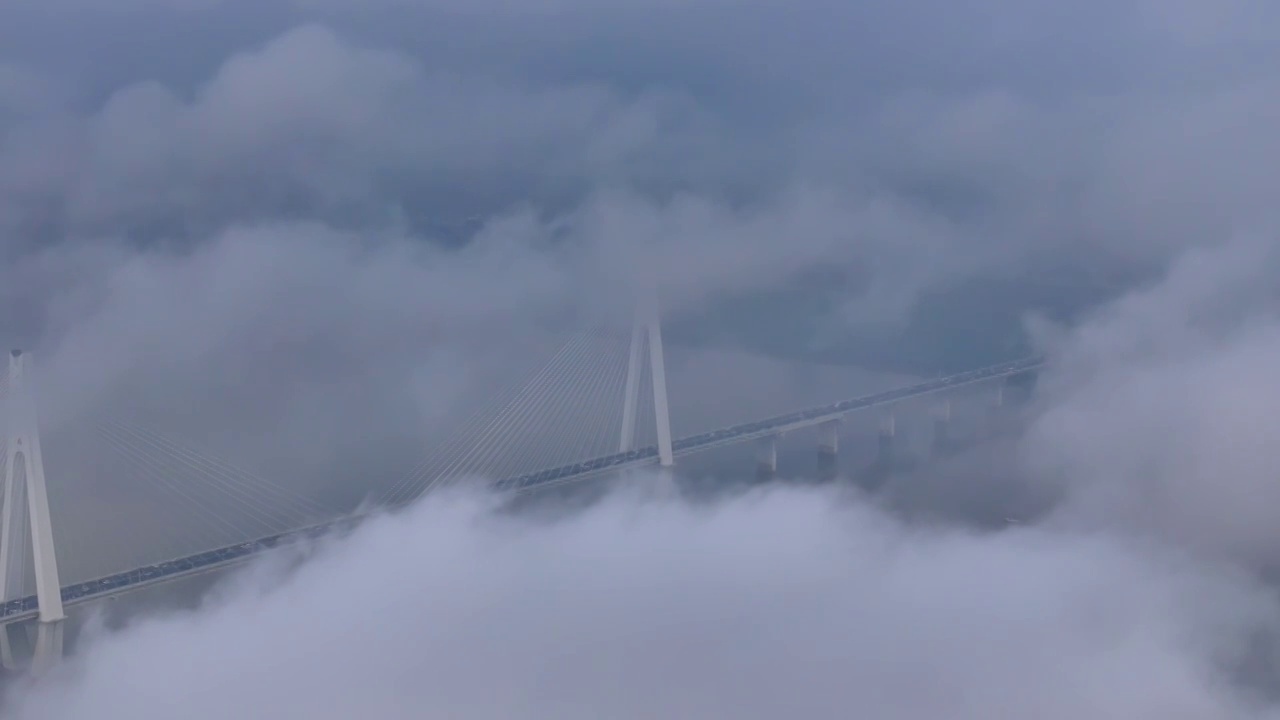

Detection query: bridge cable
(474, 332), (603, 487)
(391, 331), (600, 502)
(99, 420), (329, 521)
(470, 328), (625, 489)
(413, 332), (595, 497)
(96, 424), (306, 534)
(381, 332), (585, 505)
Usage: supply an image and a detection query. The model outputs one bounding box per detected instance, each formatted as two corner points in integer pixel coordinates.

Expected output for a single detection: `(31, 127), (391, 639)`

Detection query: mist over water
(5, 480), (1278, 720)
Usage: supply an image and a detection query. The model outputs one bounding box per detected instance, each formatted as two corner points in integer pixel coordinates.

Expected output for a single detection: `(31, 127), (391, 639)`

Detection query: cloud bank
(0, 0), (1274, 412)
(1026, 237), (1280, 569)
(8, 228), (1280, 714)
(7, 484), (1280, 719)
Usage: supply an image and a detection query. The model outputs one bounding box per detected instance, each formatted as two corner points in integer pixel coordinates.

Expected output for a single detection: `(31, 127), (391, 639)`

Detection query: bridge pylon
(0, 350), (65, 624)
(618, 299), (674, 467)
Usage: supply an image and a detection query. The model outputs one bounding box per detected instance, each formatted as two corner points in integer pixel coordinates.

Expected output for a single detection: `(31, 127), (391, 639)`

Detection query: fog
(1, 0), (1280, 716)
(9, 484), (1280, 719)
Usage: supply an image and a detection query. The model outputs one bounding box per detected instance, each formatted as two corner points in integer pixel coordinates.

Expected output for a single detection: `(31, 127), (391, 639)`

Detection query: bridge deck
(0, 356), (1042, 625)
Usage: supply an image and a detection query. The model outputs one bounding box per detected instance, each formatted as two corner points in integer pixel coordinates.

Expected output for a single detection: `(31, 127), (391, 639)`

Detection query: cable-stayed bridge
(0, 313), (1041, 660)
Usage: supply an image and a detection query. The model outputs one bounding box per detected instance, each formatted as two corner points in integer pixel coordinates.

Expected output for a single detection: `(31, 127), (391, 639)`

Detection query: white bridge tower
(0, 350), (65, 624)
(618, 299), (674, 466)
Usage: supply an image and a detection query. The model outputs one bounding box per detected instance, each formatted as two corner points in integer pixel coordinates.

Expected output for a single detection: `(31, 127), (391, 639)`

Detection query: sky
(1, 0), (1280, 716)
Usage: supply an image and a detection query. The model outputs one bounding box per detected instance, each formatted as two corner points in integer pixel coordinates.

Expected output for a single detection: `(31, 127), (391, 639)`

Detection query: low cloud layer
(7, 483), (1280, 719)
(4, 232), (1280, 715)
(1025, 237), (1280, 568)
(8, 232), (1280, 714)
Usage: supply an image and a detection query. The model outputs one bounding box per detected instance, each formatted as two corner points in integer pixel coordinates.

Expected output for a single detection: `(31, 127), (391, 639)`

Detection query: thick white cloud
(1023, 238), (1280, 567)
(6, 484), (1278, 719)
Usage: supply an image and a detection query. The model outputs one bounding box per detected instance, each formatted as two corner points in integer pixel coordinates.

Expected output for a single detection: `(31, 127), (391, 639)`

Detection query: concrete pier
(930, 398), (951, 459)
(30, 620), (62, 677)
(817, 419), (839, 481)
(0, 619), (64, 676)
(856, 413), (896, 493)
(876, 413), (895, 468)
(755, 434), (778, 482)
(982, 378), (1008, 439)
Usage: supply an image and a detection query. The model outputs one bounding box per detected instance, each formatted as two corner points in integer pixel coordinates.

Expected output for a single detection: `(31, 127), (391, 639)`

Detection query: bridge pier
(0, 623), (18, 671)
(29, 620), (62, 677)
(0, 619), (63, 676)
(755, 435), (778, 482)
(877, 413), (895, 468)
(817, 419), (839, 481)
(983, 378), (1007, 438)
(644, 464), (680, 501)
(855, 413), (895, 492)
(930, 398), (951, 459)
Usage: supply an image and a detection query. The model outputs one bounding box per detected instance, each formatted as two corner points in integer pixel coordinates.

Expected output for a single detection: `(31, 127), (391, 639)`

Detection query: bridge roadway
(0, 355), (1043, 625)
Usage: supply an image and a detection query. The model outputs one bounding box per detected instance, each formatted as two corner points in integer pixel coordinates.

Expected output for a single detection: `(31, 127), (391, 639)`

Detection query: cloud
(1022, 237), (1280, 567)
(0, 0), (1274, 368)
(15, 217), (581, 540)
(0, 1), (1278, 715)
(6, 483), (1280, 719)
(0, 24), (716, 242)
